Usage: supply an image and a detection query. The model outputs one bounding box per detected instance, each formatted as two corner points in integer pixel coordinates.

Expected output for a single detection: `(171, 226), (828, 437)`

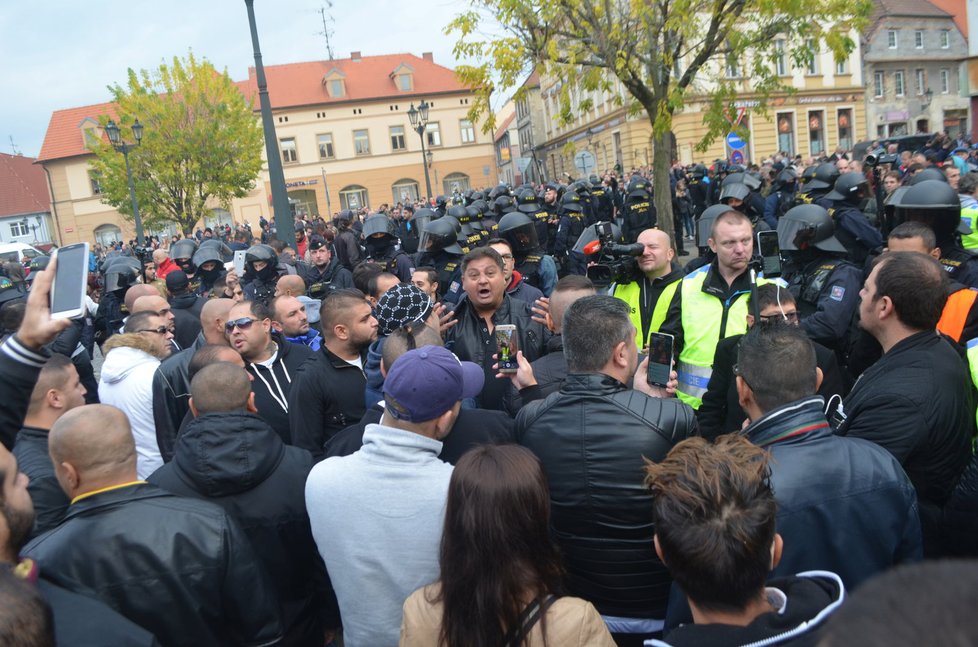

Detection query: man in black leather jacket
(445, 247), (550, 411)
(736, 324), (922, 589)
(515, 295), (697, 644)
(24, 404), (284, 647)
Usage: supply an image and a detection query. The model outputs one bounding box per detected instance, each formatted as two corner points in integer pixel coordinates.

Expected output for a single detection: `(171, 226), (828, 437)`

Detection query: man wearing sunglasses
(226, 300), (315, 445)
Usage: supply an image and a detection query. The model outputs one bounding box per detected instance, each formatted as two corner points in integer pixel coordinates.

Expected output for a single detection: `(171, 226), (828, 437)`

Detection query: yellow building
(37, 52), (496, 246)
(537, 34), (866, 175)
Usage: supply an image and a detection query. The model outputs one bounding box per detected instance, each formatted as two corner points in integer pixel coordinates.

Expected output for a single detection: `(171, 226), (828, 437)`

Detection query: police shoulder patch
(830, 285), (846, 301)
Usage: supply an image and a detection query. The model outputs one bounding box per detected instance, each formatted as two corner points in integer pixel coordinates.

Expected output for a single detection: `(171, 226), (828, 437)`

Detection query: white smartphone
(50, 242), (90, 320)
(233, 250), (247, 276)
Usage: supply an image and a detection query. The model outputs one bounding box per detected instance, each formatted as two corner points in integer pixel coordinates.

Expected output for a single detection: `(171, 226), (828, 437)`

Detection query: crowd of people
(1, 131), (978, 646)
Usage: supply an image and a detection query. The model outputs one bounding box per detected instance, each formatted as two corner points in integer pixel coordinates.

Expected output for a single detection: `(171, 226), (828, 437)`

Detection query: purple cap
(384, 345), (484, 422)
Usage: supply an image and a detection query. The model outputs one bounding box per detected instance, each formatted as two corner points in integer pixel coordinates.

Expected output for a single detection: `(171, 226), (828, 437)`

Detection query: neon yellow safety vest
(966, 338), (978, 429)
(675, 267), (779, 409)
(961, 207), (978, 251)
(613, 277), (681, 349)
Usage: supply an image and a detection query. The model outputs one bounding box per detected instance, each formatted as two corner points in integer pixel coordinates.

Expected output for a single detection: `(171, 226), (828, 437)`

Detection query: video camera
(864, 148), (898, 167)
(583, 221), (644, 288)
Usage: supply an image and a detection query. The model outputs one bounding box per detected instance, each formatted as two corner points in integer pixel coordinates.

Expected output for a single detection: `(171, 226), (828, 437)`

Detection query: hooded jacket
(244, 332), (315, 445)
(649, 572), (845, 647)
(98, 334), (163, 478)
(149, 412), (332, 645)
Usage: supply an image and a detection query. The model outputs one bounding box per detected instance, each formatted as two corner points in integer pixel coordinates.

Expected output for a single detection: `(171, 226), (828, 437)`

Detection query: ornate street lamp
(408, 100), (434, 201)
(922, 88), (934, 111)
(105, 118), (145, 246)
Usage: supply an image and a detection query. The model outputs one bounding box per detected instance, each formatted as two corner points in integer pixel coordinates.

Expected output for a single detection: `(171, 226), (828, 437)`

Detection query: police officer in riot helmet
(778, 204), (865, 355)
(191, 240), (231, 296)
(416, 217), (466, 304)
(553, 191), (588, 278)
(434, 195), (449, 217)
(798, 162), (840, 207)
(589, 174), (614, 223)
(720, 172), (769, 228)
(687, 164), (711, 218)
(492, 195), (517, 220)
(300, 234), (354, 299)
(821, 171), (884, 264)
(169, 239), (199, 279)
(362, 212), (415, 282)
(94, 257), (140, 345)
(622, 175), (656, 243)
(570, 180), (595, 225)
(684, 203), (727, 274)
(516, 187), (550, 251)
(496, 211), (558, 296)
(764, 167), (799, 225)
(891, 179), (978, 288)
(447, 205), (484, 255)
(241, 243), (291, 304)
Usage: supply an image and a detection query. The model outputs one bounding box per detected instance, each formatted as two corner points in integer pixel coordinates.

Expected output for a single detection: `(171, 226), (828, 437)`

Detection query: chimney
(351, 51), (362, 62)
(422, 52), (434, 63)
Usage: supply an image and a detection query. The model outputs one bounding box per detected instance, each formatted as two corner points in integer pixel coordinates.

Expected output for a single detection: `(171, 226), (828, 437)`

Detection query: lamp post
(922, 88), (934, 111)
(244, 0), (295, 248)
(407, 100), (434, 202)
(105, 118), (145, 246)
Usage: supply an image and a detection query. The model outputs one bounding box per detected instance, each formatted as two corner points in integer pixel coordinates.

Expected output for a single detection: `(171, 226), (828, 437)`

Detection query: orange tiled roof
(494, 112), (516, 142)
(38, 53), (466, 163)
(0, 152), (50, 217)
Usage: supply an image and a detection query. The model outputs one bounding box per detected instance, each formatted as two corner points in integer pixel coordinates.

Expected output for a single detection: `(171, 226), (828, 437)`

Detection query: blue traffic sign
(730, 150), (744, 165)
(726, 132), (747, 150)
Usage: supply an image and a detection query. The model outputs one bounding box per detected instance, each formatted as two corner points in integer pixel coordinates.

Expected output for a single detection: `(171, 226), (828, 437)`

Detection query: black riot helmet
(626, 175), (650, 198)
(0, 277), (24, 307)
(800, 165), (817, 186)
(690, 164), (708, 179)
(497, 211), (540, 253)
(244, 244), (278, 281)
(825, 172), (869, 204)
(170, 239), (199, 274)
(697, 204), (733, 248)
(103, 257), (141, 293)
(25, 256), (51, 284)
(560, 191), (584, 214)
(775, 167), (799, 187)
(362, 213), (398, 238)
(462, 189), (474, 206)
(193, 240), (232, 269)
(419, 217), (465, 255)
(447, 205), (470, 223)
(488, 184), (511, 201)
(909, 167), (949, 185)
(413, 208), (436, 234)
(516, 188), (541, 213)
(803, 162), (841, 192)
(435, 195), (448, 209)
(719, 182), (751, 205)
(778, 204), (848, 253)
(722, 172), (762, 192)
(891, 179), (962, 240)
(493, 195), (517, 218)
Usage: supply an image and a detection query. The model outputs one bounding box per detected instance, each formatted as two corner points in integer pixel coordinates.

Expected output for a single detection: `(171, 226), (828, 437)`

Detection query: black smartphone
(51, 242), (90, 320)
(646, 332), (674, 388)
(756, 230), (782, 277)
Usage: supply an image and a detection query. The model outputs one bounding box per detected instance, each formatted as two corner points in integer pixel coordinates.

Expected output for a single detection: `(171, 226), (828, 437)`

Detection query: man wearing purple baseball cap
(305, 345), (483, 647)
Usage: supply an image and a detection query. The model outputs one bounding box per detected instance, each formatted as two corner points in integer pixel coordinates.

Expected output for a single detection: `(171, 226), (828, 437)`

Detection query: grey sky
(1, 0), (485, 158)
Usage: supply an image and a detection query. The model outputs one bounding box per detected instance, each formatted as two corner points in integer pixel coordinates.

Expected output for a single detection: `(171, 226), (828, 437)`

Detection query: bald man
(123, 284), (160, 314)
(611, 228), (684, 349)
(150, 363), (332, 643)
(152, 299), (234, 463)
(131, 294), (179, 353)
(23, 405), (284, 647)
(274, 274), (306, 298)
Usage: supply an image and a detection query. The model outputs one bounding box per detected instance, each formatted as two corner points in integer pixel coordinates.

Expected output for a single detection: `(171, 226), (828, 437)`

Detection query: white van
(0, 242), (44, 265)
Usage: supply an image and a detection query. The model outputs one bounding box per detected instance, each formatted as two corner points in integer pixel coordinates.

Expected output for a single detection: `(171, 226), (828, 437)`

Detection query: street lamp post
(105, 118), (145, 246)
(408, 101), (434, 202)
(244, 0), (295, 248)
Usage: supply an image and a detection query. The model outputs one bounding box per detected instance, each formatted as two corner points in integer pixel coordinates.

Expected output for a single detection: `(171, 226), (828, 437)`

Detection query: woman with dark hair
(400, 444), (614, 647)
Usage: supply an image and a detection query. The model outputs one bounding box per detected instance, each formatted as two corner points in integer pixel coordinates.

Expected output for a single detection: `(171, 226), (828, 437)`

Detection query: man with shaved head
(611, 228), (683, 350)
(275, 274), (324, 333)
(274, 274), (306, 298)
(23, 404), (284, 647)
(152, 298), (234, 462)
(150, 363), (335, 643)
(272, 295), (322, 351)
(131, 294), (178, 352)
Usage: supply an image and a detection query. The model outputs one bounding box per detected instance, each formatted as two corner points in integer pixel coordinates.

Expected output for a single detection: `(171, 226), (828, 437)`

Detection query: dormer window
(330, 79), (344, 98)
(323, 68), (347, 98)
(391, 63), (415, 92)
(397, 74), (412, 91)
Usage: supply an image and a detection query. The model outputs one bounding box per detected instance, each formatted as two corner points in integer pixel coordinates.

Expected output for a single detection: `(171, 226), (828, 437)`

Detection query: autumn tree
(448, 0), (871, 241)
(89, 53), (263, 235)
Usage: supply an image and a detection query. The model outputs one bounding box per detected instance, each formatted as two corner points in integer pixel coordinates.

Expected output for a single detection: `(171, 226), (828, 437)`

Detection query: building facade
(36, 52), (496, 246)
(514, 72), (546, 184)
(0, 152), (53, 247)
(494, 102), (521, 186)
(863, 0), (969, 138)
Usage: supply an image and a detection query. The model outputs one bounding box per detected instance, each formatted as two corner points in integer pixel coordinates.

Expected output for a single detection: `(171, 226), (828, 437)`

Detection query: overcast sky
(1, 0), (490, 158)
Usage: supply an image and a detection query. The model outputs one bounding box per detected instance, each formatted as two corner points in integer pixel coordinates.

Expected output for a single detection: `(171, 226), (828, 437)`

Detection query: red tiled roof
(494, 112), (516, 142)
(0, 152), (50, 217)
(38, 53), (466, 163)
(36, 102), (117, 163)
(238, 53), (466, 109)
(520, 71), (540, 89)
(870, 0), (950, 22)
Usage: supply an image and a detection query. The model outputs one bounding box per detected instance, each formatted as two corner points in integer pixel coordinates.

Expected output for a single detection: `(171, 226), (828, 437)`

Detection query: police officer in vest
(687, 164), (711, 218)
(890, 179), (978, 288)
(515, 188), (551, 253)
(589, 175), (614, 223)
(433, 195), (448, 218)
(496, 211), (558, 296)
(191, 240), (231, 297)
(796, 162), (839, 207)
(778, 204), (865, 356)
(819, 171), (884, 265)
(763, 167), (799, 225)
(299, 234), (354, 300)
(958, 172), (978, 251)
(622, 175), (656, 242)
(94, 257), (140, 345)
(416, 217), (466, 304)
(554, 191), (589, 277)
(611, 228), (684, 351)
(662, 210), (777, 409)
(362, 212), (415, 282)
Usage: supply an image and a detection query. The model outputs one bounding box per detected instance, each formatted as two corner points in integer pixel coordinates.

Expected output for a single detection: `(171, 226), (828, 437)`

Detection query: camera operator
(611, 228), (684, 350)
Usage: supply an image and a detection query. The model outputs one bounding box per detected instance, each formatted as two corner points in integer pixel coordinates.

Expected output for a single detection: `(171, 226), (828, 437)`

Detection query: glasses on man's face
(137, 326), (170, 336)
(224, 318), (258, 334)
(758, 310), (799, 324)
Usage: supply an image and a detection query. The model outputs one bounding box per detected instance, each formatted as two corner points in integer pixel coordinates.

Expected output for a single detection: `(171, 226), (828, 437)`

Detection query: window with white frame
(9, 221), (28, 238)
(916, 69), (926, 95)
(874, 72), (884, 97)
(837, 108), (853, 151)
(895, 70), (905, 96)
(317, 133), (334, 159)
(425, 122), (441, 147)
(805, 39), (819, 75)
(725, 52), (741, 78)
(836, 58), (849, 75)
(460, 119), (476, 144)
(280, 138), (297, 164)
(777, 112), (795, 156)
(774, 39), (786, 76)
(888, 30), (898, 49)
(941, 30), (950, 48)
(390, 125), (406, 151)
(915, 31), (923, 49)
(809, 111), (825, 155)
(354, 129), (370, 155)
(941, 68), (950, 94)
(89, 170), (104, 195)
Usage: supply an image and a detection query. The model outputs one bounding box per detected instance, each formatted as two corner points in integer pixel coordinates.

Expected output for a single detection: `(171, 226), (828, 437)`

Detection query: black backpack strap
(503, 594), (559, 647)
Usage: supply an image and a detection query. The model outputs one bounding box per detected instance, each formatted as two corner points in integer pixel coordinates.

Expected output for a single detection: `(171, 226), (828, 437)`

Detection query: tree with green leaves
(448, 0), (871, 242)
(89, 53), (263, 236)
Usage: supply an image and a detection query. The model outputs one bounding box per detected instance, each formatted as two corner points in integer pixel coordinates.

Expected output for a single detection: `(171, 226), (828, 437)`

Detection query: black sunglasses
(224, 317), (259, 334)
(137, 326), (169, 335)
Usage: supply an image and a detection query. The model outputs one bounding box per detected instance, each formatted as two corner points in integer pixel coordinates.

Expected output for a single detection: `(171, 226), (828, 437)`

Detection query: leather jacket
(24, 482), (283, 647)
(445, 294), (549, 368)
(515, 373), (697, 619)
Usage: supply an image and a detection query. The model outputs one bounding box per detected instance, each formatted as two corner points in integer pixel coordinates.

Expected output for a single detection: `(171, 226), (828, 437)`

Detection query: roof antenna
(8, 135), (21, 156)
(318, 2), (335, 61)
